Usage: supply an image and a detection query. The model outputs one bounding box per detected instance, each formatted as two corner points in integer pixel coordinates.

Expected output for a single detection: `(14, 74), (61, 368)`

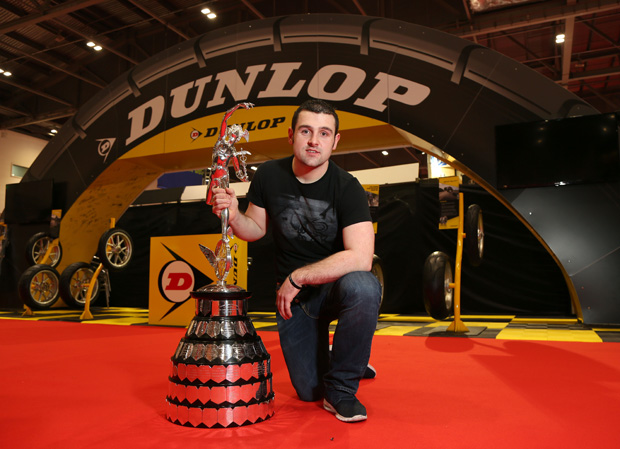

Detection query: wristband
(288, 273), (303, 290)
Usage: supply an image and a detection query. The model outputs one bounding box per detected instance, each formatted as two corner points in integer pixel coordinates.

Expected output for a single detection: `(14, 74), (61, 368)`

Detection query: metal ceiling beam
(0, 39), (106, 88)
(125, 0), (191, 40)
(0, 0), (107, 35)
(436, 0), (461, 16)
(351, 0), (367, 15)
(561, 66), (620, 82)
(523, 47), (620, 66)
(448, 0), (620, 38)
(52, 19), (140, 66)
(239, 0), (265, 19)
(501, 31), (559, 76)
(461, 0), (473, 22)
(0, 105), (28, 116)
(0, 76), (72, 107)
(561, 16), (576, 84)
(460, 0), (478, 43)
(581, 83), (619, 109)
(0, 1), (137, 78)
(0, 108), (77, 129)
(583, 83), (618, 111)
(582, 20), (620, 51)
(404, 146), (423, 164)
(358, 152), (380, 168)
(326, 0), (350, 15)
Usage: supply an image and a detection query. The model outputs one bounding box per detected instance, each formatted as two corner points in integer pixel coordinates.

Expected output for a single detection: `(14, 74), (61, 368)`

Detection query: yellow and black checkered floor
(2, 307), (620, 343)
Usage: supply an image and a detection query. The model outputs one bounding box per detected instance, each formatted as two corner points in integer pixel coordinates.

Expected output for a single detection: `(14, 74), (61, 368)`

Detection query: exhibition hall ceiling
(1, 0), (619, 172)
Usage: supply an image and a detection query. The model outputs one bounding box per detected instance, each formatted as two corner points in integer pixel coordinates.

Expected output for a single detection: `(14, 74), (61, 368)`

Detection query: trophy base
(165, 286), (274, 428)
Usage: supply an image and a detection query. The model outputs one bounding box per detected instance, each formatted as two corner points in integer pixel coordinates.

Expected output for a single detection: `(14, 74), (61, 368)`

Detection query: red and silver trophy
(165, 103), (275, 428)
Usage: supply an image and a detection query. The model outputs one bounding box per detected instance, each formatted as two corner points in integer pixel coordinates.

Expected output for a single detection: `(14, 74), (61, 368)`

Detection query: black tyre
(423, 251), (454, 320)
(97, 228), (133, 271)
(25, 232), (62, 268)
(465, 204), (484, 267)
(18, 264), (61, 310)
(371, 254), (385, 308)
(60, 262), (100, 308)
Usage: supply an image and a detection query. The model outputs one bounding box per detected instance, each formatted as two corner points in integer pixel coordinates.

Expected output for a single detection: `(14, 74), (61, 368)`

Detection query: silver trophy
(201, 102), (253, 292)
(165, 103), (274, 428)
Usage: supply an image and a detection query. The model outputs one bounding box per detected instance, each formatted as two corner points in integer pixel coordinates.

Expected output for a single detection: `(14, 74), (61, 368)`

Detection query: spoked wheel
(465, 204), (484, 267)
(423, 251), (454, 320)
(18, 264), (61, 310)
(371, 254), (385, 308)
(25, 232), (62, 268)
(97, 228), (133, 271)
(60, 262), (100, 308)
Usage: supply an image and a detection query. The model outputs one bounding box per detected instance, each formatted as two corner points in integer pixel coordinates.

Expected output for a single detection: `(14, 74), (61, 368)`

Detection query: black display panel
(4, 180), (54, 224)
(495, 112), (620, 189)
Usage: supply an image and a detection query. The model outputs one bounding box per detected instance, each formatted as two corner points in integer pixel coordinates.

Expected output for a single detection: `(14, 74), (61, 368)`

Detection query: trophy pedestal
(165, 285), (274, 427)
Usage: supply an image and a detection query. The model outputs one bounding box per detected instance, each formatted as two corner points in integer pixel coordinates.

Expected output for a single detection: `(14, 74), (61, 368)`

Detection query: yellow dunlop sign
(148, 234), (248, 327)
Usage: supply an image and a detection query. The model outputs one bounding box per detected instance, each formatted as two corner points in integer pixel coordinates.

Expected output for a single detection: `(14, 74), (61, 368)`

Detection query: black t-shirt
(247, 156), (371, 282)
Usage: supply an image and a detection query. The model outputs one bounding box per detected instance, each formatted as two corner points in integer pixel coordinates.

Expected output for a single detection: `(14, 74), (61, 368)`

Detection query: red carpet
(1, 319), (619, 448)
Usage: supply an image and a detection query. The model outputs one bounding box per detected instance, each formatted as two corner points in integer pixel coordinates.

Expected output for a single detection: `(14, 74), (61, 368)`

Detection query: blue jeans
(276, 271), (382, 402)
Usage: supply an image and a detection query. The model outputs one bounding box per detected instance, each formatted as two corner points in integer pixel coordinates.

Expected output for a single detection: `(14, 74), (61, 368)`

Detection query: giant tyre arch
(20, 14), (620, 325)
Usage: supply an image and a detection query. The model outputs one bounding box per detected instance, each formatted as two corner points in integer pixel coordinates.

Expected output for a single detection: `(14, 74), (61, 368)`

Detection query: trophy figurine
(165, 103), (275, 428)
(200, 101), (253, 292)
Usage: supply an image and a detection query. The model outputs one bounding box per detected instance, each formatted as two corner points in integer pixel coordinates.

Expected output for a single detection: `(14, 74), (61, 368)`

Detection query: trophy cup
(165, 103), (275, 428)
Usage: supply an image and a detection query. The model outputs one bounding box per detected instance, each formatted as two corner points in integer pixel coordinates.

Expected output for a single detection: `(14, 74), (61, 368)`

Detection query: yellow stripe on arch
(120, 106), (408, 164)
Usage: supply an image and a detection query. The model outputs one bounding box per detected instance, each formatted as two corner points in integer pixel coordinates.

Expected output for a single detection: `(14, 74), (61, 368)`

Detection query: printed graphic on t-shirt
(275, 194), (337, 244)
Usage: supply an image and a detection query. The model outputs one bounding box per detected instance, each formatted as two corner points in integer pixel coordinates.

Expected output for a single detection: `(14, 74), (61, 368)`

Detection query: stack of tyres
(165, 289), (274, 427)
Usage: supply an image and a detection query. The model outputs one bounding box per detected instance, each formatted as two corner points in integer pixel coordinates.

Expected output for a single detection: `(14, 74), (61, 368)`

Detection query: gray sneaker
(323, 396), (368, 423)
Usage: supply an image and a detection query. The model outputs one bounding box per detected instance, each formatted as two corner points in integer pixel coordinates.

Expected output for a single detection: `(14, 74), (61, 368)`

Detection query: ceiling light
(50, 129), (58, 134)
(2, 71), (11, 77)
(555, 33), (565, 44)
(250, 166), (258, 171)
(382, 150), (389, 156)
(86, 41), (102, 51)
(201, 7), (216, 18)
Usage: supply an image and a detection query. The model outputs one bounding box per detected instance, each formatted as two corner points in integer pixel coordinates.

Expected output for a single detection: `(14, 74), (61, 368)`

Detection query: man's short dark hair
(292, 99), (339, 135)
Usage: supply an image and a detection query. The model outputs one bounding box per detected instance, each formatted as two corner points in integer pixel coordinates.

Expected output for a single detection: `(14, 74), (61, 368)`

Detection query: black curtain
(106, 182), (572, 316)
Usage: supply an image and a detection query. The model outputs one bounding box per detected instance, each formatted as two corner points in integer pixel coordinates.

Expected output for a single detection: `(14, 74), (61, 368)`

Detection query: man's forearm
(291, 249), (373, 287)
(228, 211), (266, 242)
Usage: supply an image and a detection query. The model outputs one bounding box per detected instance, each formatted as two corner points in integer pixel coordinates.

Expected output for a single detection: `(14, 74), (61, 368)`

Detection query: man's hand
(277, 276), (301, 320)
(210, 187), (238, 221)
